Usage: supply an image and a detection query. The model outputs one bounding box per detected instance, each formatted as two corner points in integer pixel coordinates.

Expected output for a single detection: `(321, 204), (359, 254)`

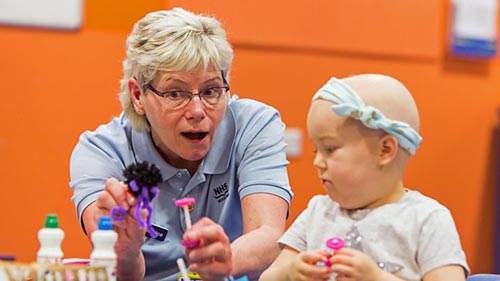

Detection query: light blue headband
(312, 77), (423, 155)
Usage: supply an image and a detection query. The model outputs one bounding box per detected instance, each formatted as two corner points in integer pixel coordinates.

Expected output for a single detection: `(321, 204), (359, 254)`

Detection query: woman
(70, 8), (293, 281)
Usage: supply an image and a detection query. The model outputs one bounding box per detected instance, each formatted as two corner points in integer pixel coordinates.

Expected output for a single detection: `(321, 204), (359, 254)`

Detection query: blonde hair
(119, 8), (234, 131)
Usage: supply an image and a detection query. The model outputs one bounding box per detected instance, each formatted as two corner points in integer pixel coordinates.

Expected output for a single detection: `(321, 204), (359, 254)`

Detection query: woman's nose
(184, 95), (206, 120)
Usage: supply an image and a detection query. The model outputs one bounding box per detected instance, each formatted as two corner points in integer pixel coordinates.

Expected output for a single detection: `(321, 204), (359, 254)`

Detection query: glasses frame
(144, 74), (230, 109)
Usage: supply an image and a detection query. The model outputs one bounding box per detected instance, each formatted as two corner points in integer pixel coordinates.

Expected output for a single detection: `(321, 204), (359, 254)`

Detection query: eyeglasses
(145, 83), (230, 109)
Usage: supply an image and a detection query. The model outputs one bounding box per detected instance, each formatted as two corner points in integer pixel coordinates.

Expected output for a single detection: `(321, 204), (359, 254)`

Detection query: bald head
(311, 74), (422, 155)
(342, 74), (420, 132)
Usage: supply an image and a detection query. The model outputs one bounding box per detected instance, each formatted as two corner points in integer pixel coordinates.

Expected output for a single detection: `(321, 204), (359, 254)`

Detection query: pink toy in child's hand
(325, 237), (344, 268)
(326, 237), (345, 250)
(175, 197), (196, 228)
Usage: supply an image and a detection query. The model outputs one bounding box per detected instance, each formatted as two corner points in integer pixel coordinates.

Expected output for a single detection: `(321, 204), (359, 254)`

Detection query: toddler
(260, 74), (469, 281)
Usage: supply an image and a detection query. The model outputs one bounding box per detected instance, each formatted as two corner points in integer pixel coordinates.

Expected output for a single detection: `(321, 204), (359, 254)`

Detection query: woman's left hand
(183, 217), (233, 281)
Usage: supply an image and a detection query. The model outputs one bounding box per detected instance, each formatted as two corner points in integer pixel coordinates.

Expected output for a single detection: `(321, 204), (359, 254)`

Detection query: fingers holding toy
(93, 178), (127, 223)
(183, 218), (231, 252)
(289, 250), (332, 281)
(183, 217), (232, 280)
(98, 178), (133, 227)
(113, 207), (149, 254)
(97, 178), (147, 238)
(107, 162), (162, 238)
(186, 243), (232, 281)
(104, 177), (132, 207)
(329, 248), (382, 280)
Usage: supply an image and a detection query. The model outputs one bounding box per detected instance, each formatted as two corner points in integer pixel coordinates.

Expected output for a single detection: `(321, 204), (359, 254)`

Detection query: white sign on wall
(0, 0), (83, 30)
(450, 0), (498, 58)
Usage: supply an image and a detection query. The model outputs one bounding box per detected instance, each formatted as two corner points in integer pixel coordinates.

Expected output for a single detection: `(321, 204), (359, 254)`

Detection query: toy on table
(176, 260), (250, 281)
(177, 271), (202, 281)
(110, 161), (163, 238)
(0, 260), (108, 281)
(176, 257), (191, 281)
(175, 257), (249, 281)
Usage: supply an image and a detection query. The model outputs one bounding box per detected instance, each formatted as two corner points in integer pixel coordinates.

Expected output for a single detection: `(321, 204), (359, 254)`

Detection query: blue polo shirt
(70, 96), (293, 280)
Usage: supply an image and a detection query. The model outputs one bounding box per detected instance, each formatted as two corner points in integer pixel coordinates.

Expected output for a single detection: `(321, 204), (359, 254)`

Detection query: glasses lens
(201, 87), (226, 105)
(159, 87), (228, 109)
(170, 99), (187, 108)
(165, 91), (190, 109)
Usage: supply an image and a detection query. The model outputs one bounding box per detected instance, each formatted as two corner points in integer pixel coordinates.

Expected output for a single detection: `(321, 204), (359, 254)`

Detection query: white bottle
(37, 214), (65, 264)
(90, 216), (118, 281)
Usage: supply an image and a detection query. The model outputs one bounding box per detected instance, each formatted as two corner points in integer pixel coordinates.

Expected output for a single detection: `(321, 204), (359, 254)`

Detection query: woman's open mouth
(181, 132), (208, 140)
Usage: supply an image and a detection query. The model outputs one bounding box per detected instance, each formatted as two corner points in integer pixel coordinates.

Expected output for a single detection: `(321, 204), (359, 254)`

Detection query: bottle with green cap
(37, 214), (65, 264)
(90, 216), (118, 281)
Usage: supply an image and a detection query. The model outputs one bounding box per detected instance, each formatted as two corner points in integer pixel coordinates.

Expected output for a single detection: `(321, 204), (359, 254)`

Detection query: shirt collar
(131, 129), (178, 180)
(201, 103), (235, 174)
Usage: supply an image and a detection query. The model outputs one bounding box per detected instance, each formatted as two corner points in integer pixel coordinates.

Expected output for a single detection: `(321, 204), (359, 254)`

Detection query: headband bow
(312, 77), (423, 155)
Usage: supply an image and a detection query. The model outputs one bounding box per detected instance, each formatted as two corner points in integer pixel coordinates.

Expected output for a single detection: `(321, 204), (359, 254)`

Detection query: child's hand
(285, 249), (332, 281)
(329, 248), (388, 281)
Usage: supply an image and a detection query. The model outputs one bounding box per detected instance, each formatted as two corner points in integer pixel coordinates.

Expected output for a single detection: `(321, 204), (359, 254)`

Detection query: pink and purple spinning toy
(175, 197), (200, 248)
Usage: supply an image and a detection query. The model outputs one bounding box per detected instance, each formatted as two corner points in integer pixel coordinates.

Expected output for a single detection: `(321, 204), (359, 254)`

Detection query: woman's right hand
(82, 177), (147, 280)
(99, 178), (147, 252)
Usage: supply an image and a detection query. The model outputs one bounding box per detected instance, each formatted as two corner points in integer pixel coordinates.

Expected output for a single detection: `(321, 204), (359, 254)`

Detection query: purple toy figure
(111, 161), (162, 238)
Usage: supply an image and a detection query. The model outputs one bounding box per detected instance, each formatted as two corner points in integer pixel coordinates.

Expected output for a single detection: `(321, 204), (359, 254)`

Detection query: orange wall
(0, 0), (499, 275)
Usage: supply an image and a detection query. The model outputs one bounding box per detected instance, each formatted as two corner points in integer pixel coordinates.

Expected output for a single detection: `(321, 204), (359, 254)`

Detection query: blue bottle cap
(98, 216), (113, 230)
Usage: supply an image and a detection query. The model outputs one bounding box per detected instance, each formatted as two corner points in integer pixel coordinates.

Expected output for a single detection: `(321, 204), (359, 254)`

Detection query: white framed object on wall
(450, 0), (498, 59)
(0, 0), (83, 30)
